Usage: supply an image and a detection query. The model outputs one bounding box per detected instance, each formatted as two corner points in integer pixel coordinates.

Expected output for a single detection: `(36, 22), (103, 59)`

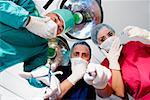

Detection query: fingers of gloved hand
(84, 73), (95, 85)
(110, 37), (120, 52)
(44, 87), (58, 99)
(50, 75), (60, 88)
(19, 72), (32, 79)
(31, 66), (49, 78)
(93, 66), (111, 89)
(26, 16), (58, 39)
(53, 71), (63, 75)
(42, 16), (51, 22)
(93, 65), (105, 83)
(68, 58), (88, 85)
(35, 16), (50, 22)
(50, 63), (57, 71)
(127, 27), (140, 37)
(86, 63), (96, 73)
(101, 49), (108, 57)
(123, 26), (135, 33)
(93, 71), (105, 84)
(44, 75), (61, 99)
(84, 73), (95, 80)
(86, 63), (98, 79)
(47, 20), (57, 31)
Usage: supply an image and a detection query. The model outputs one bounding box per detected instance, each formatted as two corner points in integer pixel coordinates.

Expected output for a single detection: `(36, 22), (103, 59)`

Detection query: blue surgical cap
(91, 23), (115, 45)
(71, 41), (91, 59)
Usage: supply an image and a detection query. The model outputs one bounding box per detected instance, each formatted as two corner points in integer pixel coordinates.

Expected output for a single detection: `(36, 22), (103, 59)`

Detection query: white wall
(102, 0), (150, 33)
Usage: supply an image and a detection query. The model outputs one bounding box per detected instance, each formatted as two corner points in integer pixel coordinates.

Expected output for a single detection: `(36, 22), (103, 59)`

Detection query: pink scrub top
(101, 41), (150, 99)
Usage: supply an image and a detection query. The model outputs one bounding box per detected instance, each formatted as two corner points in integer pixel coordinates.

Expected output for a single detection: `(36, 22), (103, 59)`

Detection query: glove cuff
(109, 61), (120, 70)
(67, 74), (80, 85)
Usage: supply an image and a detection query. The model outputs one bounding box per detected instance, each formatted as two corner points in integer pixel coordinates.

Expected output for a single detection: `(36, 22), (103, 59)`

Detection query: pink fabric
(101, 41), (150, 99)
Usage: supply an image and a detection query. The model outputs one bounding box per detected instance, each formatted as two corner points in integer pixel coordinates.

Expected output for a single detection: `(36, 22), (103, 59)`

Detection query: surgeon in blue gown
(0, 0), (75, 72)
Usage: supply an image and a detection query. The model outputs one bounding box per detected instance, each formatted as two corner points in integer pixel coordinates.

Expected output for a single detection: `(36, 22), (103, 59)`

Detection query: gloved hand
(50, 63), (58, 72)
(44, 75), (61, 99)
(25, 16), (58, 39)
(31, 66), (49, 78)
(123, 26), (150, 40)
(67, 58), (88, 85)
(84, 63), (111, 89)
(101, 37), (122, 70)
(33, 70), (63, 86)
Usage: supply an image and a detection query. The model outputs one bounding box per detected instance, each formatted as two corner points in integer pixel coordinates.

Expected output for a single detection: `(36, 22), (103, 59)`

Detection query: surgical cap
(71, 41), (91, 59)
(52, 9), (75, 34)
(91, 23), (115, 45)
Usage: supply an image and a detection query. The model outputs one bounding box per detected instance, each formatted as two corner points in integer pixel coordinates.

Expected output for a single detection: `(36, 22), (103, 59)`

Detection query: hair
(70, 41), (91, 59)
(91, 23), (115, 45)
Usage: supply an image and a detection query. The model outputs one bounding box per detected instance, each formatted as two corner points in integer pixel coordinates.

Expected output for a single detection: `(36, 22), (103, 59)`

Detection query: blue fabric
(70, 84), (89, 100)
(27, 78), (46, 88)
(63, 79), (96, 100)
(26, 65), (49, 88)
(0, 0), (48, 72)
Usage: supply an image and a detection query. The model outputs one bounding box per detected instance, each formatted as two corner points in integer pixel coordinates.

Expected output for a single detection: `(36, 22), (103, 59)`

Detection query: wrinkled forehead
(72, 44), (90, 54)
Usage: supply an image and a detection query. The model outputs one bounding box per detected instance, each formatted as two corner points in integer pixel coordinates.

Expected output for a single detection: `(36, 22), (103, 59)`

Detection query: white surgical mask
(99, 36), (117, 52)
(71, 57), (88, 67)
(47, 19), (58, 38)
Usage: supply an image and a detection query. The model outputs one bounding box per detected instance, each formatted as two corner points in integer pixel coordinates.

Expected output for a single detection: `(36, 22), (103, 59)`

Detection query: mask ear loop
(98, 46), (109, 54)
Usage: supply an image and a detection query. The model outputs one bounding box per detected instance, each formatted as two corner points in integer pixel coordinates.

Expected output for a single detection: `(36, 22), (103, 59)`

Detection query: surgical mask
(99, 36), (118, 52)
(47, 19), (58, 38)
(71, 57), (88, 68)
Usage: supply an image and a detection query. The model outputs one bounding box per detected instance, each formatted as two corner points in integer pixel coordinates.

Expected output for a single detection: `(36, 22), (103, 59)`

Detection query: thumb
(83, 73), (95, 85)
(84, 73), (95, 81)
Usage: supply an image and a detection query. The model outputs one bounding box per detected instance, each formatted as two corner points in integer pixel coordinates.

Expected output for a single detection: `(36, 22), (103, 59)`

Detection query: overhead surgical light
(62, 0), (103, 40)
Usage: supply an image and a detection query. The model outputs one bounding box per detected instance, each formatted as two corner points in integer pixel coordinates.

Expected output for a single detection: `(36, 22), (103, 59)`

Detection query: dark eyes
(53, 17), (57, 22)
(108, 32), (114, 36)
(82, 53), (87, 58)
(74, 52), (79, 57)
(100, 36), (106, 42)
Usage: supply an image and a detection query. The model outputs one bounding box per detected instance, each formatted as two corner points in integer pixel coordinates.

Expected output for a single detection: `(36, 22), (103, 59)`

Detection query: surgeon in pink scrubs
(90, 23), (150, 99)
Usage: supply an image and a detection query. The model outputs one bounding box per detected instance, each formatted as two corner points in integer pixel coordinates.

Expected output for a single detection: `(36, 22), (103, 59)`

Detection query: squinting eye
(53, 18), (57, 22)
(74, 52), (79, 57)
(83, 53), (87, 58)
(101, 38), (105, 42)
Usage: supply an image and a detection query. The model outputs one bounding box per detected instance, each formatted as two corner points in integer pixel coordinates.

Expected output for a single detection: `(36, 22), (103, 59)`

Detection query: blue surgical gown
(0, 0), (48, 72)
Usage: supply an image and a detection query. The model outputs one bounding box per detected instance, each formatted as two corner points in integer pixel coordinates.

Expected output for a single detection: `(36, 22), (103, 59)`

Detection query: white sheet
(0, 63), (46, 100)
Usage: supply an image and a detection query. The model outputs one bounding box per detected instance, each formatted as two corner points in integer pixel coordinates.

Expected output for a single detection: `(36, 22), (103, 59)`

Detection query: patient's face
(46, 13), (64, 35)
(71, 44), (90, 62)
(97, 27), (115, 45)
